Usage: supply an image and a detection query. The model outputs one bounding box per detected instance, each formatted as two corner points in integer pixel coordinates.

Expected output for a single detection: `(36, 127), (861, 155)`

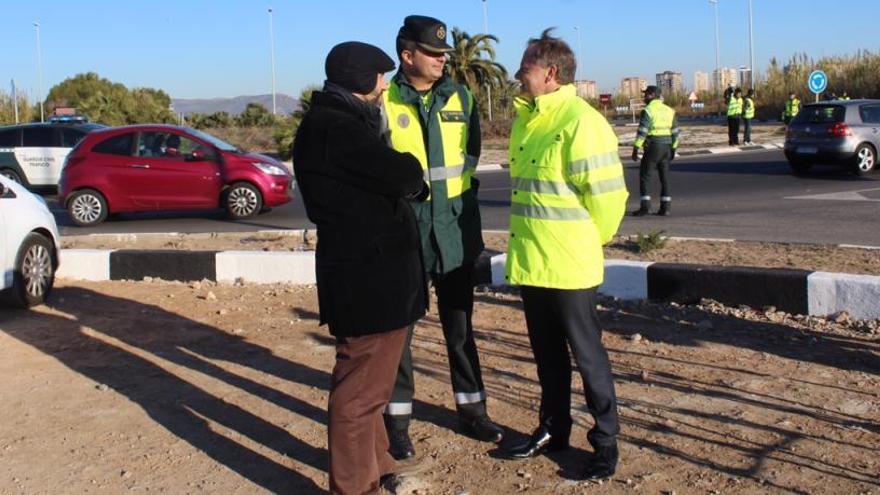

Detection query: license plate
(797, 146), (818, 154)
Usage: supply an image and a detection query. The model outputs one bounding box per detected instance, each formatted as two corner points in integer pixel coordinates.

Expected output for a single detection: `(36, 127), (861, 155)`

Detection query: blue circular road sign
(808, 70), (828, 94)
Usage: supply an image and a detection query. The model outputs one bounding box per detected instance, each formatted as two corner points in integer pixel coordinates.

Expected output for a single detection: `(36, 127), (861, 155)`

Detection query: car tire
(0, 168), (23, 184)
(787, 158), (812, 175)
(852, 143), (876, 176)
(5, 232), (56, 308)
(67, 188), (109, 226)
(223, 182), (263, 219)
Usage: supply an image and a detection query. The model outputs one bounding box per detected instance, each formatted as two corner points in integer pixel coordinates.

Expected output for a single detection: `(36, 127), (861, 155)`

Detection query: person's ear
(546, 65), (558, 83)
(401, 49), (414, 67)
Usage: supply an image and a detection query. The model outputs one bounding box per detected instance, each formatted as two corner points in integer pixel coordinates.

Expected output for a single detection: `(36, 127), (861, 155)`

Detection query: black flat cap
(325, 41), (395, 94)
(398, 15), (453, 54)
(644, 85), (660, 97)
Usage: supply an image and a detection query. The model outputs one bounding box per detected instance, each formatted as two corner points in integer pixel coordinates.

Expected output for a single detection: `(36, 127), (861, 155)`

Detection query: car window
(859, 105), (880, 124)
(792, 105), (845, 124)
(92, 133), (135, 156)
(22, 127), (56, 147)
(60, 128), (87, 147)
(0, 129), (20, 147)
(137, 131), (207, 161)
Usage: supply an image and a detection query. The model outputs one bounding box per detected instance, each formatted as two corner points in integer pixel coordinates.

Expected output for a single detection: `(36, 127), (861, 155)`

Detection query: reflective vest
(784, 98), (800, 117)
(634, 99), (680, 149)
(506, 84), (628, 289)
(743, 97), (756, 119)
(727, 96), (743, 117)
(383, 74), (482, 274)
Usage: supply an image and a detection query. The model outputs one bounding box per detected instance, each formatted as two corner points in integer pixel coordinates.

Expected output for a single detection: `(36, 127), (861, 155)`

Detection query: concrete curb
(475, 142), (784, 171)
(57, 247), (880, 320)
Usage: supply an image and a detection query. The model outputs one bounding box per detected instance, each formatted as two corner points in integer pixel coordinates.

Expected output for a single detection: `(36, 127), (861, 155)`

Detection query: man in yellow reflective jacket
(503, 29), (628, 481)
(727, 87), (743, 146)
(631, 85), (679, 216)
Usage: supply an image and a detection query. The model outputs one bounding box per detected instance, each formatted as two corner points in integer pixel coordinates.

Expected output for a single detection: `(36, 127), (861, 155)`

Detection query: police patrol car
(0, 121), (105, 190)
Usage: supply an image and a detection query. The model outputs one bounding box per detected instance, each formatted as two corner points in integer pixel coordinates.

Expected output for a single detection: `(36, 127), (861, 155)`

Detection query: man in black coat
(292, 41), (428, 495)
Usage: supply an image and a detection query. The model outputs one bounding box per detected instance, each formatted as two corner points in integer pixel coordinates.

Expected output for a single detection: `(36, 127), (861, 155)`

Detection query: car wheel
(1, 168), (23, 184)
(67, 188), (109, 226)
(852, 143), (876, 175)
(224, 182), (263, 219)
(7, 233), (55, 307)
(787, 158), (812, 175)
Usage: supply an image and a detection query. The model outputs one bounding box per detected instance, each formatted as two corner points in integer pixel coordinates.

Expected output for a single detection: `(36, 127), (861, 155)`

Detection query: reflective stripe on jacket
(383, 73), (483, 274)
(633, 99), (680, 149)
(743, 97), (756, 119)
(727, 96), (743, 117)
(506, 84), (628, 289)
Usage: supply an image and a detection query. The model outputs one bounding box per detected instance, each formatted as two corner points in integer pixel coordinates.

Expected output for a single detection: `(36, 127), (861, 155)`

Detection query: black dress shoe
(459, 415), (505, 443)
(505, 427), (569, 459)
(583, 443), (618, 480)
(388, 428), (415, 461)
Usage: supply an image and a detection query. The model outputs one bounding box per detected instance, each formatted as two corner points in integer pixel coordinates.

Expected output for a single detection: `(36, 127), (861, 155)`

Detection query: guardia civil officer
(381, 15), (505, 460)
(631, 86), (680, 217)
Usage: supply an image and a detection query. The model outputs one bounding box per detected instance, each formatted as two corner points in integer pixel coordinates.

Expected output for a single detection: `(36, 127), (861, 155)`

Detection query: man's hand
(631, 148), (640, 162)
(670, 148), (676, 162)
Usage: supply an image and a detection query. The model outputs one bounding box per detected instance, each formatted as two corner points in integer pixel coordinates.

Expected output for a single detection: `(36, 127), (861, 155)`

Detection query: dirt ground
(0, 278), (877, 494)
(61, 231), (880, 276)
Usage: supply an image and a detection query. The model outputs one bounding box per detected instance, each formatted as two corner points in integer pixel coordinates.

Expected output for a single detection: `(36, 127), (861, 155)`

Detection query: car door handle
(129, 164), (151, 169)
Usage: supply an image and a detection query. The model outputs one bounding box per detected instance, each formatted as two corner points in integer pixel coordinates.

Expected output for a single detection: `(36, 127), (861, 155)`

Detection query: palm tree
(446, 28), (507, 116)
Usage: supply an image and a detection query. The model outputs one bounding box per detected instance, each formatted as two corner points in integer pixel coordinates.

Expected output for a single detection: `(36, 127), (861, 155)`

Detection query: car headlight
(252, 162), (288, 176)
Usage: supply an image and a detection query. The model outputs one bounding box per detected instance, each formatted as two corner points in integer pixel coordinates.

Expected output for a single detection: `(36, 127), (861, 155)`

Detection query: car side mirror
(187, 149), (207, 162)
(0, 182), (16, 199)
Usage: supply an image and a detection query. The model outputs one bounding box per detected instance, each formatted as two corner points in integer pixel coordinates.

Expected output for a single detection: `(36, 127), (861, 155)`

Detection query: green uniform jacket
(383, 73), (483, 275)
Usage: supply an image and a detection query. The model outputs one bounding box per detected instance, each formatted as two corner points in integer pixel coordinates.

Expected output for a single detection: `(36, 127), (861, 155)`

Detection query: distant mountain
(171, 94), (299, 116)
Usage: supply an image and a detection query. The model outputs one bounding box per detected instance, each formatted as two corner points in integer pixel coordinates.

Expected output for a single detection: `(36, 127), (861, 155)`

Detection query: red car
(58, 125), (293, 226)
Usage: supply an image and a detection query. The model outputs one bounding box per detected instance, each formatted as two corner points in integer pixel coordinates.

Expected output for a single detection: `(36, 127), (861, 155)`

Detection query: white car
(0, 122), (104, 189)
(0, 174), (60, 307)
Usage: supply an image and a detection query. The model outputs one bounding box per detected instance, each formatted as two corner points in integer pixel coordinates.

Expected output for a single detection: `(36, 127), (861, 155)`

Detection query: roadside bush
(636, 230), (668, 254)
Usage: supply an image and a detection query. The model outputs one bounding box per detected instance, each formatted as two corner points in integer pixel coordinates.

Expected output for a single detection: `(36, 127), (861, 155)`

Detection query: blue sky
(2, 0), (877, 100)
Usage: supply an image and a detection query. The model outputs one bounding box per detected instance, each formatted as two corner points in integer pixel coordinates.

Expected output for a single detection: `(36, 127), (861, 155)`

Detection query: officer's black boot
(631, 200), (651, 217)
(384, 415), (415, 461)
(656, 201), (671, 216)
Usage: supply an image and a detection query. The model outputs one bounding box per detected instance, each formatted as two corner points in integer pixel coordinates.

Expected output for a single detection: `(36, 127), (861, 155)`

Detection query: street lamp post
(268, 7), (277, 115)
(708, 0), (721, 115)
(573, 26), (582, 82)
(481, 0), (492, 122)
(748, 0), (755, 87)
(34, 21), (44, 122)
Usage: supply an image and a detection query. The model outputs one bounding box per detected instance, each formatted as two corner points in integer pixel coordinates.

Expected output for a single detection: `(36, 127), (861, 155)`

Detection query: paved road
(51, 149), (880, 247)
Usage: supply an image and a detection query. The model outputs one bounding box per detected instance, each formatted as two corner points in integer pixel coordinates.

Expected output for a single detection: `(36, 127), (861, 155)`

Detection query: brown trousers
(329, 327), (408, 495)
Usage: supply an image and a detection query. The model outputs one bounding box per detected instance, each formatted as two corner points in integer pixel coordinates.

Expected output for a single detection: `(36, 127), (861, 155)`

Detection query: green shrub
(636, 230), (668, 254)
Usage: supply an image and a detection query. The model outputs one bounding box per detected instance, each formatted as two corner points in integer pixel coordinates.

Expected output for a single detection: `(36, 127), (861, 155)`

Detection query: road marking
(785, 188), (880, 202)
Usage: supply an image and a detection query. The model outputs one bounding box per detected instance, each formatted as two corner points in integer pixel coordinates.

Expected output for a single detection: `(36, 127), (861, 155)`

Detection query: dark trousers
(743, 118), (753, 143)
(638, 142), (672, 202)
(385, 263), (487, 428)
(329, 327), (408, 495)
(728, 117), (741, 145)
(520, 286), (619, 448)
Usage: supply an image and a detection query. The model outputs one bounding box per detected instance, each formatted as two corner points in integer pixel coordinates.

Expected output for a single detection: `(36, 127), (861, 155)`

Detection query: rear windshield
(792, 105), (845, 124)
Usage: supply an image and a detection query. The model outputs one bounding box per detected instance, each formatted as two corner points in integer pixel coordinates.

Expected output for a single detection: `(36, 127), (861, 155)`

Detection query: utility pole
(34, 21), (44, 122)
(709, 0), (721, 115)
(268, 7), (277, 115)
(481, 0), (492, 121)
(573, 26), (582, 81)
(11, 80), (19, 124)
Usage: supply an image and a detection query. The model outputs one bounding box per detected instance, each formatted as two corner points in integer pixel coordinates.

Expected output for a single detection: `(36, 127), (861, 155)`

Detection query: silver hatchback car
(783, 99), (880, 175)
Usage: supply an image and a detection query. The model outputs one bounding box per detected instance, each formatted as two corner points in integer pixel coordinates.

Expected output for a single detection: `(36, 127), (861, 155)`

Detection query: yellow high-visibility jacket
(505, 84), (628, 289)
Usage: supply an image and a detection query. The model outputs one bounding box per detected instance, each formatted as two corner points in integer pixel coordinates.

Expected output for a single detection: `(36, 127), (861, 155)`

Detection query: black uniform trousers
(520, 286), (619, 448)
(728, 117), (741, 145)
(743, 118), (753, 143)
(385, 263), (487, 428)
(639, 141), (672, 201)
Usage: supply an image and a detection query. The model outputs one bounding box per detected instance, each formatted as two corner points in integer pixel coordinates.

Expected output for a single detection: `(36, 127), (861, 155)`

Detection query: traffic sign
(599, 93), (612, 104)
(808, 70), (828, 95)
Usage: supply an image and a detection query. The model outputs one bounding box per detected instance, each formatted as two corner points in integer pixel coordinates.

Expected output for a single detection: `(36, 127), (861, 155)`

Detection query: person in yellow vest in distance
(841, 91), (851, 100)
(783, 92), (800, 125)
(503, 28), (628, 481)
(630, 85), (679, 217)
(743, 89), (757, 145)
(727, 88), (743, 146)
(381, 14), (505, 462)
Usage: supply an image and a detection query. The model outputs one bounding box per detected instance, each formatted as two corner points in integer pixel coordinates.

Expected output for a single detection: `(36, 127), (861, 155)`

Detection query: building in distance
(714, 67), (738, 90)
(575, 80), (598, 99)
(694, 71), (711, 93)
(656, 71), (684, 95)
(620, 77), (647, 98)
